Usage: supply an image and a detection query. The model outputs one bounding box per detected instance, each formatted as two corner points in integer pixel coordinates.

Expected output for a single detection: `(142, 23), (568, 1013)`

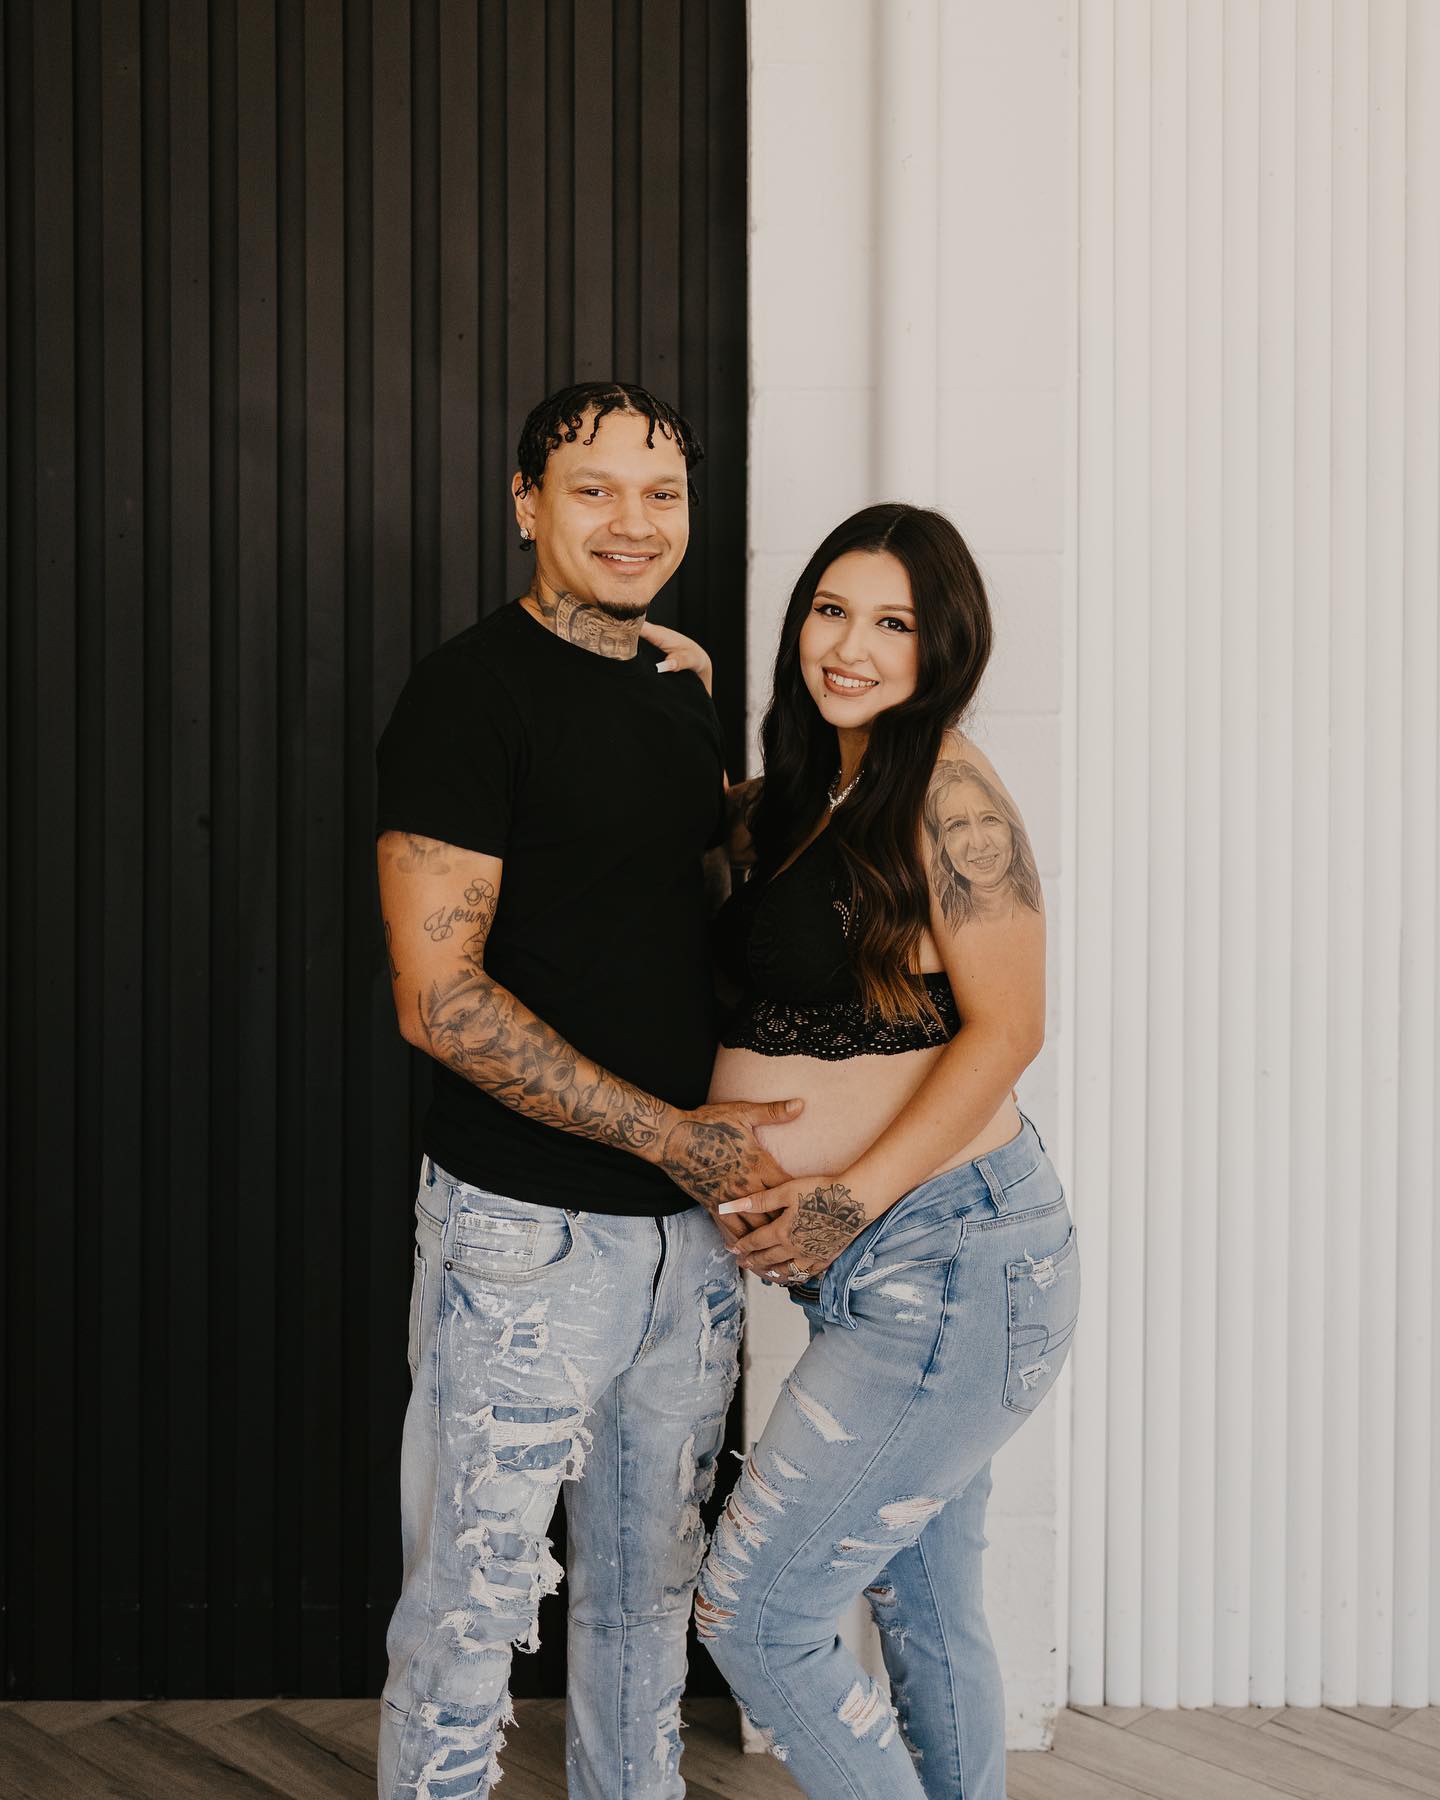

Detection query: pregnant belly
(708, 1044), (1023, 1184)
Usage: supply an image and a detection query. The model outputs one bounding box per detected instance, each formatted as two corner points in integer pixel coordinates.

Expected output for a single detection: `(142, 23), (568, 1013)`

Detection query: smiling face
(797, 550), (921, 730)
(935, 776), (1015, 893)
(513, 407), (690, 613)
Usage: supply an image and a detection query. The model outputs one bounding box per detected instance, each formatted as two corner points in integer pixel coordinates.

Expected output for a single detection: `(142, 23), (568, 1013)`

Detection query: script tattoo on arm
(922, 754), (1044, 931)
(790, 1182), (868, 1262)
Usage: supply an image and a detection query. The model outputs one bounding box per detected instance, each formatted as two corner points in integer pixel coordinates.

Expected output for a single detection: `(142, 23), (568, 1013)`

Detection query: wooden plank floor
(0, 1698), (1436, 1796)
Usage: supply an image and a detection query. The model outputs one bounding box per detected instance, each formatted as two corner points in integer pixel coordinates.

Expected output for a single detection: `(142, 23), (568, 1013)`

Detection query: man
(374, 382), (793, 1799)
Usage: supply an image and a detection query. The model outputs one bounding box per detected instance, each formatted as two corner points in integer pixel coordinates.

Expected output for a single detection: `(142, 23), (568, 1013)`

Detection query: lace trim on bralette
(719, 978), (960, 1060)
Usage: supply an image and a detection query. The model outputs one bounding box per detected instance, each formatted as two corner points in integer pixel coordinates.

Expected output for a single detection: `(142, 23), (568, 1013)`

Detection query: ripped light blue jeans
(379, 1159), (744, 1800)
(695, 1114), (1078, 1799)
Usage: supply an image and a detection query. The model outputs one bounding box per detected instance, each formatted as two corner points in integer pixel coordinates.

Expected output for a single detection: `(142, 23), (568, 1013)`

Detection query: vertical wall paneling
(1068, 0), (1116, 1706)
(1250, 0), (1298, 1708)
(3, 0), (749, 1700)
(1071, 0), (1440, 1706)
(1215, 0), (1260, 1709)
(1398, 0), (1440, 1714)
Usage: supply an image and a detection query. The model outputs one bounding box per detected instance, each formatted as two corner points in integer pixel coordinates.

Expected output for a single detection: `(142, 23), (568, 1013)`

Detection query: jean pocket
(448, 1205), (577, 1282)
(1003, 1223), (1080, 1414)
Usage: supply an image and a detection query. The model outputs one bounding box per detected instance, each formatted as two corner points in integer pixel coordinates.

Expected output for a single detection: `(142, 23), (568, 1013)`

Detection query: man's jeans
(379, 1159), (743, 1800)
(695, 1114), (1079, 1799)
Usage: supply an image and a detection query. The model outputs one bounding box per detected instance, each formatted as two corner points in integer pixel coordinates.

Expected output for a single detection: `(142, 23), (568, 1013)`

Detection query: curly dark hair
(513, 382), (705, 505)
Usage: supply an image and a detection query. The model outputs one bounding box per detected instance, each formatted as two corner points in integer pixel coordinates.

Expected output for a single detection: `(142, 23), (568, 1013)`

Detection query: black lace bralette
(710, 830), (961, 1059)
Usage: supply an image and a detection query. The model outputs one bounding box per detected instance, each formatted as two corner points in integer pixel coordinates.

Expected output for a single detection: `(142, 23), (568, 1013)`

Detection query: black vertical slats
(571, 0), (613, 379)
(164, 0), (212, 1697)
(205, 0), (240, 1698)
(232, 0), (281, 1697)
(4, 0), (748, 1701)
(71, 0), (105, 1704)
(544, 0), (574, 391)
(610, 0), (639, 378)
(638, 1), (680, 401)
(137, 0), (172, 1705)
(99, 0), (148, 1699)
(366, 0), (417, 1688)
(30, 0), (80, 1699)
(3, 0), (38, 1705)
(273, 0), (308, 1699)
(437, 0), (478, 642)
(341, 0), (380, 1699)
(295, 0), (345, 1698)
(0, 0), (14, 1706)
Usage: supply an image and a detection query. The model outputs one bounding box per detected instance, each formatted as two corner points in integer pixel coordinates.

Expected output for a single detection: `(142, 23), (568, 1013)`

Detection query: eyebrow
(814, 587), (916, 615)
(566, 466), (688, 487)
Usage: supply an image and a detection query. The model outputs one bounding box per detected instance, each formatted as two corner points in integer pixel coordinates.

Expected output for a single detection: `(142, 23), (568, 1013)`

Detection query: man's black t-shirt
(376, 601), (726, 1215)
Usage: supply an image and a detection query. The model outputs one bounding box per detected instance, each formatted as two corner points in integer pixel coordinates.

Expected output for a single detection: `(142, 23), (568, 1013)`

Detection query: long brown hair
(751, 503), (994, 1020)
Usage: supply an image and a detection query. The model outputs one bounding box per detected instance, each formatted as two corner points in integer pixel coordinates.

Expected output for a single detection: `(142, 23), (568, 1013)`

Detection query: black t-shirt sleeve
(375, 652), (524, 859)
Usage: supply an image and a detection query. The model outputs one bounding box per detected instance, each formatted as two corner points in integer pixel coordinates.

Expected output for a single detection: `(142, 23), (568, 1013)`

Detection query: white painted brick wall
(745, 0), (1076, 1747)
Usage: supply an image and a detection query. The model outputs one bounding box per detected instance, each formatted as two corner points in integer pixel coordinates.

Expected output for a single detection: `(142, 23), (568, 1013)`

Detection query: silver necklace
(827, 768), (862, 811)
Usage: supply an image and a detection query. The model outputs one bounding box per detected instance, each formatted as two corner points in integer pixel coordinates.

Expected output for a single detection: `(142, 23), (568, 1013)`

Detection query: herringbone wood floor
(0, 1698), (1436, 1797)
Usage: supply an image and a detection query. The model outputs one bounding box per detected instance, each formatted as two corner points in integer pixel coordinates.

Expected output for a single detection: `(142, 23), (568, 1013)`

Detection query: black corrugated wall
(2, 0), (748, 1701)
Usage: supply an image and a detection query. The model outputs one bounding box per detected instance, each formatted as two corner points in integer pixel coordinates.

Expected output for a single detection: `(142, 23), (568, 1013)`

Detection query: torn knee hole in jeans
(411, 1694), (515, 1800)
(838, 1677), (900, 1748)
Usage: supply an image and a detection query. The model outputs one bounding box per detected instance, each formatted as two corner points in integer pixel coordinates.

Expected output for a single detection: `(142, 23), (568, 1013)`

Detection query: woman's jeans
(695, 1114), (1079, 1799)
(378, 1159), (744, 1800)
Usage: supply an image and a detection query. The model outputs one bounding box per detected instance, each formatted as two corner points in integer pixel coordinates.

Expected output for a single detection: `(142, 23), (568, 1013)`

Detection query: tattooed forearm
(420, 966), (672, 1153)
(384, 919), (401, 982)
(922, 756), (1043, 929)
(525, 579), (646, 660)
(790, 1183), (868, 1262)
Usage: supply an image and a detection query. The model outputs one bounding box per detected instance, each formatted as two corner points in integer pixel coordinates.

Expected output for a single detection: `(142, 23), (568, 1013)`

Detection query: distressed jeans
(695, 1114), (1079, 1799)
(379, 1158), (744, 1800)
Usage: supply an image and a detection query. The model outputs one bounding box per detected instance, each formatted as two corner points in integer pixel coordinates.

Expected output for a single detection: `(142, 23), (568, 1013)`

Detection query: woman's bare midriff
(708, 1042), (1024, 1188)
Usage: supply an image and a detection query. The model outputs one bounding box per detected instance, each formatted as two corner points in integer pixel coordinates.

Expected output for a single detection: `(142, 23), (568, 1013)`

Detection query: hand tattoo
(790, 1183), (868, 1262)
(658, 1117), (765, 1208)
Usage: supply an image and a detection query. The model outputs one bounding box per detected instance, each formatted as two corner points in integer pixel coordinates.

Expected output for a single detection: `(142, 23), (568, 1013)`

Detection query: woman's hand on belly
(717, 1171), (878, 1282)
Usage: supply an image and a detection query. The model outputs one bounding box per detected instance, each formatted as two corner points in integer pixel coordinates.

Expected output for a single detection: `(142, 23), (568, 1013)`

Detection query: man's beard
(590, 597), (649, 622)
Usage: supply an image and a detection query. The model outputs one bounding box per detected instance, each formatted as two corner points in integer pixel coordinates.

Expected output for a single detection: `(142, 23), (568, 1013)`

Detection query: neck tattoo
(525, 581), (644, 661)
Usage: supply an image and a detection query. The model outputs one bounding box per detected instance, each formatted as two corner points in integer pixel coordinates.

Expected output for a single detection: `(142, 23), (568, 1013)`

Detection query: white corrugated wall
(1065, 0), (1440, 1709)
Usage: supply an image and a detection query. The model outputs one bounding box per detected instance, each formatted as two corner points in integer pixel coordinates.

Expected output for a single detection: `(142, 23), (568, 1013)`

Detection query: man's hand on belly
(657, 1098), (802, 1217)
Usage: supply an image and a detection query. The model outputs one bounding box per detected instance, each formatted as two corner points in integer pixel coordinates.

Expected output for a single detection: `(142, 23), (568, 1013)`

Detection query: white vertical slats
(1398, 0), (1440, 1713)
(1286, 0), (1333, 1708)
(1142, 0), (1188, 1714)
(1214, 0), (1260, 1709)
(1179, 0), (1225, 1711)
(1068, 0), (1117, 1707)
(1071, 0), (1438, 1707)
(1105, 0), (1153, 1709)
(1324, 0), (1369, 1708)
(1358, 0), (1407, 1706)
(1251, 0), (1298, 1709)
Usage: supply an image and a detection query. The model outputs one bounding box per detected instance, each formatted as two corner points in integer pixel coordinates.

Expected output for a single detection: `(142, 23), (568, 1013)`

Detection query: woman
(694, 502), (1078, 1799)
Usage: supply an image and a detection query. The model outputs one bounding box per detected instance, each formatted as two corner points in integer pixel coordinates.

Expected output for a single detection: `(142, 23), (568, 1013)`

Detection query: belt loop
(976, 1157), (1008, 1215)
(420, 1152), (434, 1188)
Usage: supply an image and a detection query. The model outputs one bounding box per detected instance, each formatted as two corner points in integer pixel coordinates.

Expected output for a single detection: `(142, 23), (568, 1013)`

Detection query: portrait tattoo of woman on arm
(922, 758), (1043, 929)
